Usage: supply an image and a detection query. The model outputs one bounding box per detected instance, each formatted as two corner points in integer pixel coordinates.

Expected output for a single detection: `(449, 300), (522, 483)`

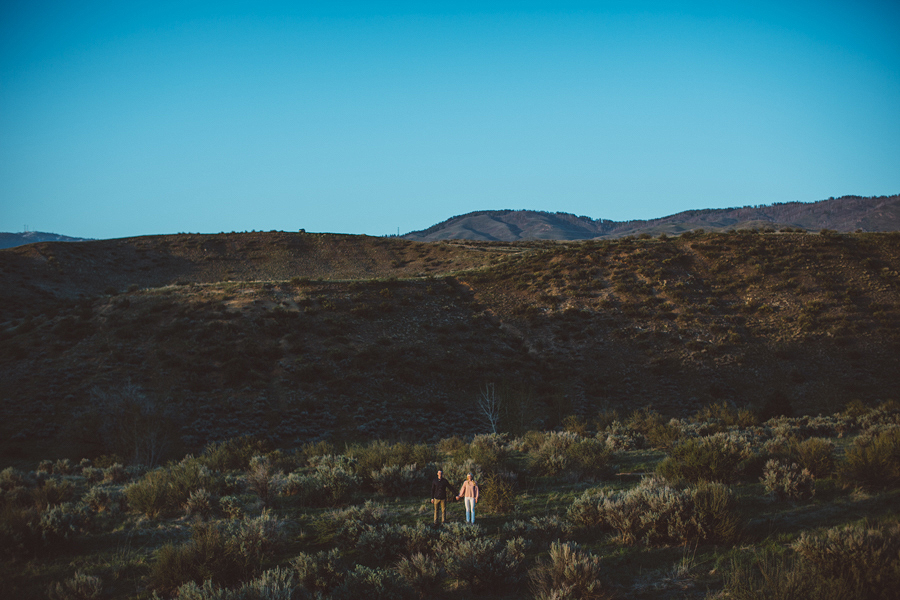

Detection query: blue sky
(1, 1), (898, 239)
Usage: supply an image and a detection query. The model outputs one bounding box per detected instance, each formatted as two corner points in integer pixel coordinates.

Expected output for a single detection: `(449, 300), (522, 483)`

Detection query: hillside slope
(1, 230), (899, 463)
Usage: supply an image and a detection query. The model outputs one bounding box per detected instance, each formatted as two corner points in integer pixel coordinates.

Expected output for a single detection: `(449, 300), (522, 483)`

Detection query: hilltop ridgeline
(1, 229), (899, 462)
(403, 194), (900, 241)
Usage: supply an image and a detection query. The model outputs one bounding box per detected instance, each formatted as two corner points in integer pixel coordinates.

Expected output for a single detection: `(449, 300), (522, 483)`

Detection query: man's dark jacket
(432, 477), (453, 500)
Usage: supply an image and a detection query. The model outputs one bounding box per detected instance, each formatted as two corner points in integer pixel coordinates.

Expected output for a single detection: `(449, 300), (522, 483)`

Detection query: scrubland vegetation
(2, 230), (900, 597)
(2, 401), (898, 599)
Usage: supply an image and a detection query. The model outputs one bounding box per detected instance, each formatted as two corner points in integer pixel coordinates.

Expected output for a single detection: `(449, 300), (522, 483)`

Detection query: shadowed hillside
(1, 229), (899, 463)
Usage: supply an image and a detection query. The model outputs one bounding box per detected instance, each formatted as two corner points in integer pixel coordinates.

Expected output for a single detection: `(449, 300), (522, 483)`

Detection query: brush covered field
(2, 401), (900, 599)
(1, 230), (900, 598)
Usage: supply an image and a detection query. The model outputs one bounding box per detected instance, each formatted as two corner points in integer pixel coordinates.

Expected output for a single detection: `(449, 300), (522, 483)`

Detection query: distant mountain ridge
(403, 194), (900, 241)
(0, 231), (90, 249)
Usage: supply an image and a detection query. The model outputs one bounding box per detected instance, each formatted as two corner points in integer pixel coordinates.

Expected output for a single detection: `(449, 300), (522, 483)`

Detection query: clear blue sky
(2, 1), (898, 239)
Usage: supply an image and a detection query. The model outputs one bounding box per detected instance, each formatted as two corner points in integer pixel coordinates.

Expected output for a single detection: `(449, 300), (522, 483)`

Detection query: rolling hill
(2, 228), (899, 465)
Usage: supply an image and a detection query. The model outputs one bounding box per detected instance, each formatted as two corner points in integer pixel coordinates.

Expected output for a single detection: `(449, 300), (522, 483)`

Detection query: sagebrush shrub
(438, 536), (526, 592)
(346, 440), (436, 480)
(318, 501), (389, 546)
(200, 436), (272, 472)
(839, 427), (900, 490)
(791, 437), (835, 478)
(529, 541), (612, 600)
(478, 471), (516, 514)
(369, 463), (422, 496)
(172, 567), (298, 600)
(761, 460), (815, 501)
(183, 488), (215, 520)
(439, 459), (483, 488)
(568, 476), (740, 545)
(0, 466), (26, 491)
(244, 455), (283, 508)
(792, 521), (900, 598)
(149, 512), (284, 595)
(397, 552), (444, 598)
(331, 565), (415, 600)
(81, 467), (104, 486)
(291, 548), (346, 594)
(102, 463), (128, 484)
(528, 432), (613, 480)
(218, 495), (244, 520)
(39, 503), (91, 543)
(356, 521), (441, 561)
(126, 458), (219, 518)
(722, 523), (900, 600)
(32, 478), (74, 511)
(83, 486), (125, 513)
(657, 435), (747, 483)
(691, 481), (741, 543)
(502, 515), (568, 547)
(47, 571), (103, 600)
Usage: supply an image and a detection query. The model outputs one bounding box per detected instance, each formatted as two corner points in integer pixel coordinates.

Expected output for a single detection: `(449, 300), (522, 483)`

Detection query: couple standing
(431, 470), (479, 524)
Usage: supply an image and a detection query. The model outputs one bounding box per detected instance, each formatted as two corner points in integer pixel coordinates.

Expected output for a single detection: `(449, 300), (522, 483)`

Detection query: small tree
(477, 384), (502, 434)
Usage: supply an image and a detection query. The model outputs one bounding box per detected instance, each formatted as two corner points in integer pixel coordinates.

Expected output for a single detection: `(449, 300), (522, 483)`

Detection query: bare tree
(91, 383), (171, 467)
(477, 383), (502, 434)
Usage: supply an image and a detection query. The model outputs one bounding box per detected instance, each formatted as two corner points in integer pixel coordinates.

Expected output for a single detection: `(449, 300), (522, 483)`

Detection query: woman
(456, 472), (479, 524)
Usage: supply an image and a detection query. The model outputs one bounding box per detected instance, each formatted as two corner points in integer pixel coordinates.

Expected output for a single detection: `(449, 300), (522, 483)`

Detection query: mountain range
(0, 231), (90, 250)
(403, 194), (900, 241)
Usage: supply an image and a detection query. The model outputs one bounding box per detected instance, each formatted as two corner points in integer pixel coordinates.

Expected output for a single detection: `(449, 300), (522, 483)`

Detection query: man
(431, 469), (454, 524)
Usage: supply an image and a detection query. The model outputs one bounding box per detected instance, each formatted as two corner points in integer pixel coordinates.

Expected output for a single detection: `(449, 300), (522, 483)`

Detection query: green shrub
(691, 481), (741, 544)
(528, 541), (612, 600)
(199, 436), (273, 472)
(791, 437), (836, 478)
(657, 436), (746, 483)
(839, 428), (900, 490)
(479, 471), (516, 514)
(47, 571), (103, 600)
(126, 458), (219, 518)
(693, 402), (759, 430)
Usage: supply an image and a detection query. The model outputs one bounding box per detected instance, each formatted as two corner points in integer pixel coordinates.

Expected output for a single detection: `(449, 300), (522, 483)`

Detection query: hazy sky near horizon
(2, 1), (898, 240)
